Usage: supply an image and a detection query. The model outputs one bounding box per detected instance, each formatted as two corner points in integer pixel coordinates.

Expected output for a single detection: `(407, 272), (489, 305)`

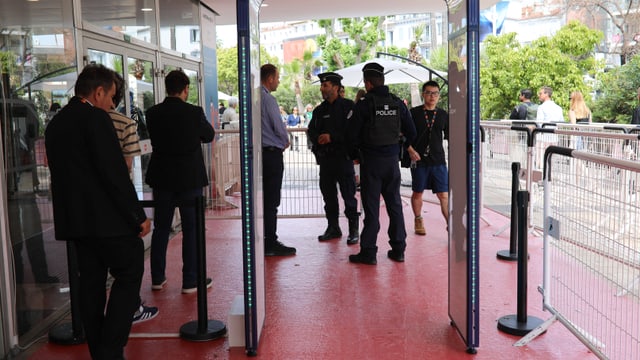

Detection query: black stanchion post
(497, 190), (544, 336)
(179, 195), (227, 341)
(497, 162), (520, 261)
(48, 241), (85, 344)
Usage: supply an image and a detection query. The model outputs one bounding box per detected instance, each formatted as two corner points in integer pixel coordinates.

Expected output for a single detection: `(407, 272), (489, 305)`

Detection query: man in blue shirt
(261, 64), (296, 256)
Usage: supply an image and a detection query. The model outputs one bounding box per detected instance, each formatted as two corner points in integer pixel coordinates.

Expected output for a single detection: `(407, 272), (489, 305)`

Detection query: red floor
(28, 193), (596, 359)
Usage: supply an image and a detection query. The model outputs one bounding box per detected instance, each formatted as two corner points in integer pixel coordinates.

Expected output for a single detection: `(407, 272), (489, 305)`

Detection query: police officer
(347, 62), (417, 265)
(308, 72), (359, 245)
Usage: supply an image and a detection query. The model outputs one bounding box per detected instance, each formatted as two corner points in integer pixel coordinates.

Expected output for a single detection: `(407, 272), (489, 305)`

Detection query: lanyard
(424, 108), (437, 129)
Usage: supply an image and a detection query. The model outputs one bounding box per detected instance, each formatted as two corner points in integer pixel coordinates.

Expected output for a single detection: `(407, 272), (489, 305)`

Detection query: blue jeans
(150, 187), (202, 287)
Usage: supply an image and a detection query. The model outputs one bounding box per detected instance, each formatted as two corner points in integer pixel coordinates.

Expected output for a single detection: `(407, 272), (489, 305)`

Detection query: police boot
(318, 223), (342, 241)
(346, 218), (359, 245)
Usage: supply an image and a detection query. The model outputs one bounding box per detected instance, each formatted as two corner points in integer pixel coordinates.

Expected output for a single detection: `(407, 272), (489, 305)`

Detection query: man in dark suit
(145, 70), (215, 294)
(45, 64), (151, 360)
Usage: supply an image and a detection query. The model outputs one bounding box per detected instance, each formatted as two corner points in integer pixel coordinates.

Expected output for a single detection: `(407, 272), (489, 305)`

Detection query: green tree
(217, 45), (278, 97)
(593, 55), (640, 123)
(317, 17), (384, 71)
(480, 22), (602, 120)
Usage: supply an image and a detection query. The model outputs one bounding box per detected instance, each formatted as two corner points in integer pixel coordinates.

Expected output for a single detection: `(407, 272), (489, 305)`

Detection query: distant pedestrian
(536, 86), (564, 122)
(509, 89), (538, 120)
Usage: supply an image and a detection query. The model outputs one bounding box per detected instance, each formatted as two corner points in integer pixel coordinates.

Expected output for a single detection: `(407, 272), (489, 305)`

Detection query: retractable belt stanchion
(179, 195), (226, 341)
(497, 190), (544, 336)
(48, 241), (85, 345)
(497, 162), (520, 261)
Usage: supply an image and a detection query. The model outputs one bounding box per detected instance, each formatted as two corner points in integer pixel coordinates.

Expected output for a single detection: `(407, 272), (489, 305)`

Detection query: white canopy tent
(330, 58), (447, 87)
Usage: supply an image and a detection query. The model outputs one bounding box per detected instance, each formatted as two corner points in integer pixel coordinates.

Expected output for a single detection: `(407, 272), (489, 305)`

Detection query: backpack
(363, 92), (402, 146)
(525, 102), (539, 120)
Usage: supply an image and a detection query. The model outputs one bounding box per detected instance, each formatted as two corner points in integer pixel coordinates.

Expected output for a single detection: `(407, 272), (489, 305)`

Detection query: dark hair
(49, 102), (61, 112)
(261, 64), (277, 83)
(112, 72), (125, 107)
(520, 89), (532, 100)
(364, 74), (384, 87)
(74, 64), (116, 98)
(165, 70), (190, 96)
(422, 81), (440, 92)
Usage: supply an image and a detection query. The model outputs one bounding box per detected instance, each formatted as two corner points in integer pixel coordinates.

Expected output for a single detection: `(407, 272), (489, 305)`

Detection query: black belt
(263, 146), (283, 152)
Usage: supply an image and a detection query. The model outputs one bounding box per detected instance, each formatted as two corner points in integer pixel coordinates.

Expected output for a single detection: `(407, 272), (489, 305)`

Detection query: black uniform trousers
(75, 235), (144, 360)
(359, 152), (407, 256)
(318, 155), (358, 226)
(262, 147), (284, 245)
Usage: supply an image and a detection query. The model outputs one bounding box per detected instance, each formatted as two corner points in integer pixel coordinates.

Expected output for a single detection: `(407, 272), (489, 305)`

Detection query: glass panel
(87, 48), (154, 196)
(128, 57), (154, 191)
(159, 0), (201, 58)
(81, 0), (158, 46)
(0, 0), (75, 344)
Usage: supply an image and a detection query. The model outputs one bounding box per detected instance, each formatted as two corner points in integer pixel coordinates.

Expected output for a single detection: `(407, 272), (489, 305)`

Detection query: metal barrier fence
(480, 122), (640, 233)
(517, 147), (640, 359)
(209, 128), (324, 219)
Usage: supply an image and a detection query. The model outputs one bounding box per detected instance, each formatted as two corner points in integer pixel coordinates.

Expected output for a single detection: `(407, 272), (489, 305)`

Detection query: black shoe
(318, 226), (342, 241)
(348, 252), (377, 265)
(387, 250), (405, 262)
(346, 218), (359, 245)
(265, 241), (296, 256)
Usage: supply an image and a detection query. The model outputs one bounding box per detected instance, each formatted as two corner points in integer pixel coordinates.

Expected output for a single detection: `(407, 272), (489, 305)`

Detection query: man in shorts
(407, 81), (449, 235)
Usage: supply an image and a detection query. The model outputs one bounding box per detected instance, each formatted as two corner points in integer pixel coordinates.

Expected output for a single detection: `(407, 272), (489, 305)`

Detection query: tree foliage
(480, 21), (602, 120)
(593, 55), (640, 123)
(569, 0), (640, 63)
(216, 45), (278, 97)
(317, 17), (384, 70)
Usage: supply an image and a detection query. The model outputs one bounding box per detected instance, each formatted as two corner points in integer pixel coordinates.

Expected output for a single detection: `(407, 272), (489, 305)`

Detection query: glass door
(83, 37), (157, 193)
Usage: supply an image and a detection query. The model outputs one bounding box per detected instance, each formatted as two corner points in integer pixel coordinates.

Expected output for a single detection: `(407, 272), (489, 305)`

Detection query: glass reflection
(1, 0), (75, 343)
(159, 0), (201, 58)
(128, 57), (154, 191)
(81, 0), (158, 45)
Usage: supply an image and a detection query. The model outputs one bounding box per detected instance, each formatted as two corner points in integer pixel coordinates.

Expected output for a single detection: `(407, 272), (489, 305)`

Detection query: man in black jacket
(346, 62), (416, 265)
(307, 72), (359, 245)
(145, 70), (215, 294)
(46, 64), (151, 360)
(509, 89), (537, 120)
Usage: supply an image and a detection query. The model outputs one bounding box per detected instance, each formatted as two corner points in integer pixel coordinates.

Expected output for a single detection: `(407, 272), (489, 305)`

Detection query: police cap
(318, 72), (343, 86)
(362, 62), (384, 78)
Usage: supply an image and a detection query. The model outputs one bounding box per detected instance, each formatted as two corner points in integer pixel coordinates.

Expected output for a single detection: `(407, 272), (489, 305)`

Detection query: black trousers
(262, 148), (284, 245)
(359, 153), (407, 255)
(75, 235), (144, 360)
(318, 156), (358, 226)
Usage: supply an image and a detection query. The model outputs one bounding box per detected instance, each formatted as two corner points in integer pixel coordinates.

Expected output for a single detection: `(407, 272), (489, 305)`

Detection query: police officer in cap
(346, 62), (417, 265)
(308, 72), (359, 244)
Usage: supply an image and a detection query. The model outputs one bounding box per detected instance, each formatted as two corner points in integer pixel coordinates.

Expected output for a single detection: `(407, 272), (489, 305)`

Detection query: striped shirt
(109, 110), (141, 157)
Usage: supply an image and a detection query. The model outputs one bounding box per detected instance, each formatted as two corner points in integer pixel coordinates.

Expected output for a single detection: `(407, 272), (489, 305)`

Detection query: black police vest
(363, 93), (402, 146)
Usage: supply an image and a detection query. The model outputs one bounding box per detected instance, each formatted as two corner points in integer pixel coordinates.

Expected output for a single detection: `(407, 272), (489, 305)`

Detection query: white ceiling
(206, 0), (497, 26)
